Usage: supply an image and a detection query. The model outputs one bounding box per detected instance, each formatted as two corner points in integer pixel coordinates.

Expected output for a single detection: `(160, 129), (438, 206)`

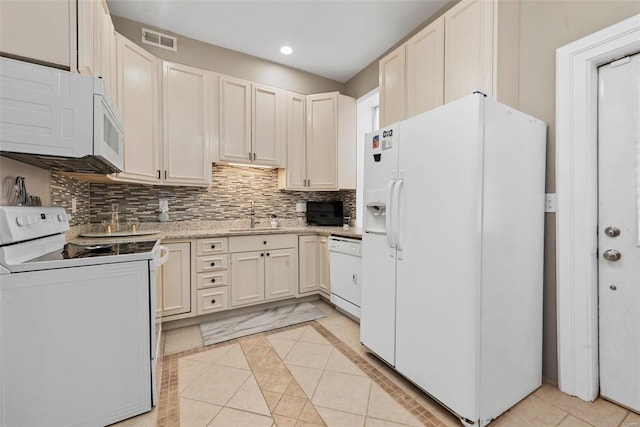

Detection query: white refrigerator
(360, 94), (546, 426)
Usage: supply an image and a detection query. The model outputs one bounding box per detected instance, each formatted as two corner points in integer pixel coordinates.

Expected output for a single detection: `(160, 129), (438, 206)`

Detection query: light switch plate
(544, 193), (556, 212)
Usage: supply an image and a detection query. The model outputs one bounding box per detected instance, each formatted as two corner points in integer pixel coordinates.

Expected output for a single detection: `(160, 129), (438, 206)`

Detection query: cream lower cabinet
(229, 234), (297, 308)
(160, 241), (192, 317)
(299, 235), (319, 293)
(195, 237), (229, 315)
(318, 236), (330, 295)
(298, 235), (330, 295)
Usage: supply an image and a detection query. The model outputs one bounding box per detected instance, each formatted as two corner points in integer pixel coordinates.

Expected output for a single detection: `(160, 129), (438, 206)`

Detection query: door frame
(556, 13), (640, 402)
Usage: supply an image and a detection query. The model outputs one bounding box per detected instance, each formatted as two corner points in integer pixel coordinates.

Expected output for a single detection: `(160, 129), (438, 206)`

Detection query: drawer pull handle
(210, 298), (216, 304)
(210, 262), (215, 267)
(211, 244), (216, 249)
(210, 278), (216, 283)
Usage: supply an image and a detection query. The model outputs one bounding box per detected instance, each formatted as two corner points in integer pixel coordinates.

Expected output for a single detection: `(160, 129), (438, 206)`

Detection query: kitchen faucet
(250, 200), (255, 229)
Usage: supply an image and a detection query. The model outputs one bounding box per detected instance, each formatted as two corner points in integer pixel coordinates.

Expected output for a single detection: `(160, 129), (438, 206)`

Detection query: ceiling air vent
(141, 28), (177, 51)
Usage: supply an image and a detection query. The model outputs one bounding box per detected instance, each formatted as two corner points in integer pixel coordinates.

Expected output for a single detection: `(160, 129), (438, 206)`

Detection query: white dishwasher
(329, 236), (362, 320)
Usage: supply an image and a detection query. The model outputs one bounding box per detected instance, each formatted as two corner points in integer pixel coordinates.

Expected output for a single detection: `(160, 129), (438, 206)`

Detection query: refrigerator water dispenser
(363, 189), (387, 234)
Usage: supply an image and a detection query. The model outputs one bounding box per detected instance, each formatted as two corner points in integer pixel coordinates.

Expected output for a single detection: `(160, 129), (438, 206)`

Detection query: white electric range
(0, 206), (168, 427)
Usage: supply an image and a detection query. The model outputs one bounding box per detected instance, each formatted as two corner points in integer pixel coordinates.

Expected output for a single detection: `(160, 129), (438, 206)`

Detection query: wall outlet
(159, 199), (169, 212)
(296, 202), (306, 212)
(544, 193), (556, 213)
(71, 197), (77, 213)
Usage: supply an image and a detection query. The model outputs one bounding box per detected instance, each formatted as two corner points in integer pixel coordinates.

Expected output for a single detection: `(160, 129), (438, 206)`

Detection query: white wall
(355, 89), (379, 227)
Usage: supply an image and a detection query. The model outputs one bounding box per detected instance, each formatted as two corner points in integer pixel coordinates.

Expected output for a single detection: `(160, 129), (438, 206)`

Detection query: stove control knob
(16, 216), (27, 226)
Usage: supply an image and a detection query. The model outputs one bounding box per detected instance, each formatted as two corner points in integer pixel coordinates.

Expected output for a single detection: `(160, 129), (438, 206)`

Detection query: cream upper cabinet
(252, 84), (284, 166)
(379, 45), (406, 128)
(0, 0), (75, 69)
(218, 76), (284, 167)
(306, 93), (338, 190)
(162, 61), (212, 186)
(96, 0), (117, 94)
(77, 0), (96, 76)
(406, 18), (444, 117)
(161, 242), (192, 318)
(379, 0), (519, 124)
(281, 92), (307, 190)
(113, 34), (160, 184)
(443, 0), (519, 106)
(279, 92), (355, 191)
(219, 75), (252, 164)
(79, 0), (117, 93)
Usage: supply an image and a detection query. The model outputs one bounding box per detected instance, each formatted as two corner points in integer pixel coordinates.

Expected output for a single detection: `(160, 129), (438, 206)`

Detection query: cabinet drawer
(229, 234), (297, 253)
(197, 254), (228, 272)
(196, 237), (228, 256)
(196, 271), (229, 289)
(197, 287), (229, 315)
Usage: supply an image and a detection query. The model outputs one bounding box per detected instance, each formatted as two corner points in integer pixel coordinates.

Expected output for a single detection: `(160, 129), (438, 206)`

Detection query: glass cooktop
(29, 240), (157, 262)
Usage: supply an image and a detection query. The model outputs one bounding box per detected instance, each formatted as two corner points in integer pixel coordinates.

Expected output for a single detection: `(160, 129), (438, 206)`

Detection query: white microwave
(0, 57), (124, 174)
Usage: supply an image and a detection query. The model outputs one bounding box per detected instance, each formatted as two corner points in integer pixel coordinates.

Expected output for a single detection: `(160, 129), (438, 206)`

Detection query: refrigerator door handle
(393, 179), (404, 252)
(386, 179), (396, 253)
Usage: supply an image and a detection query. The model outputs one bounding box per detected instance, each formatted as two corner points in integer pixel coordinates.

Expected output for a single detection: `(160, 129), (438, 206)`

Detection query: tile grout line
(156, 316), (447, 427)
(310, 321), (445, 427)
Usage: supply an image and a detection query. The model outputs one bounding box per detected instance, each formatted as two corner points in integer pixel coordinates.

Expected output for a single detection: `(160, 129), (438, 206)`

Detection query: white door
(230, 251), (265, 307)
(598, 52), (640, 412)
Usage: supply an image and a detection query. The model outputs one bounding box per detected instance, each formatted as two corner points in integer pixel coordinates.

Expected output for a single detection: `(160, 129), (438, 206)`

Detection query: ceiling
(106, 0), (449, 83)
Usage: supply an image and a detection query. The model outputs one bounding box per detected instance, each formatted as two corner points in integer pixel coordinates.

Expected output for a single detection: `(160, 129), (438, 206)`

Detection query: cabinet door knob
(261, 253), (264, 257)
(210, 298), (216, 304)
(263, 241), (267, 245)
(210, 262), (216, 267)
(211, 244), (216, 249)
(266, 252), (270, 256)
(210, 278), (216, 283)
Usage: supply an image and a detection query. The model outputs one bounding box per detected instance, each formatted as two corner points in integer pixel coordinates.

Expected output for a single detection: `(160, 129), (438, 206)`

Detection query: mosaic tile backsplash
(50, 172), (90, 226)
(76, 165), (355, 225)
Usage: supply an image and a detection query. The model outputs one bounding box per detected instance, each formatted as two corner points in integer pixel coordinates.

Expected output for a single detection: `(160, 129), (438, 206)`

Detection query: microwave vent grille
(142, 28), (177, 51)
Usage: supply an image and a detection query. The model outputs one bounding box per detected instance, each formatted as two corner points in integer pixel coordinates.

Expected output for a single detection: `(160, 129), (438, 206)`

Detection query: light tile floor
(116, 299), (640, 427)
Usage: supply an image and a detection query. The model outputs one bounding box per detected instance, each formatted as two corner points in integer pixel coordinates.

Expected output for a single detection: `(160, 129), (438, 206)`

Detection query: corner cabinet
(218, 75), (284, 167)
(278, 92), (356, 191)
(298, 234), (330, 295)
(162, 61), (212, 186)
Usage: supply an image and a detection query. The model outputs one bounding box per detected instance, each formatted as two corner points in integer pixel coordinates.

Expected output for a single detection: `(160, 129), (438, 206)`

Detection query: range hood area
(0, 57), (124, 174)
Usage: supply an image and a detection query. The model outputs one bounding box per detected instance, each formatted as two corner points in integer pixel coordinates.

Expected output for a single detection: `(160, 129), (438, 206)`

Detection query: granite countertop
(70, 224), (361, 245)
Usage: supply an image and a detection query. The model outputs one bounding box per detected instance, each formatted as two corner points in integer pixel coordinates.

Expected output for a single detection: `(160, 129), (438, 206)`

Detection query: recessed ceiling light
(280, 46), (293, 55)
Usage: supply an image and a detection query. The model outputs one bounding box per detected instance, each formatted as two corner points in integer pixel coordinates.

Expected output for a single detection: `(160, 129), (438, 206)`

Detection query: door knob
(603, 249), (621, 261)
(604, 226), (620, 237)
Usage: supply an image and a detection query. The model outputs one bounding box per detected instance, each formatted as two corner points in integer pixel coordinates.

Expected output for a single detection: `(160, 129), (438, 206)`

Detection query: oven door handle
(150, 245), (170, 270)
